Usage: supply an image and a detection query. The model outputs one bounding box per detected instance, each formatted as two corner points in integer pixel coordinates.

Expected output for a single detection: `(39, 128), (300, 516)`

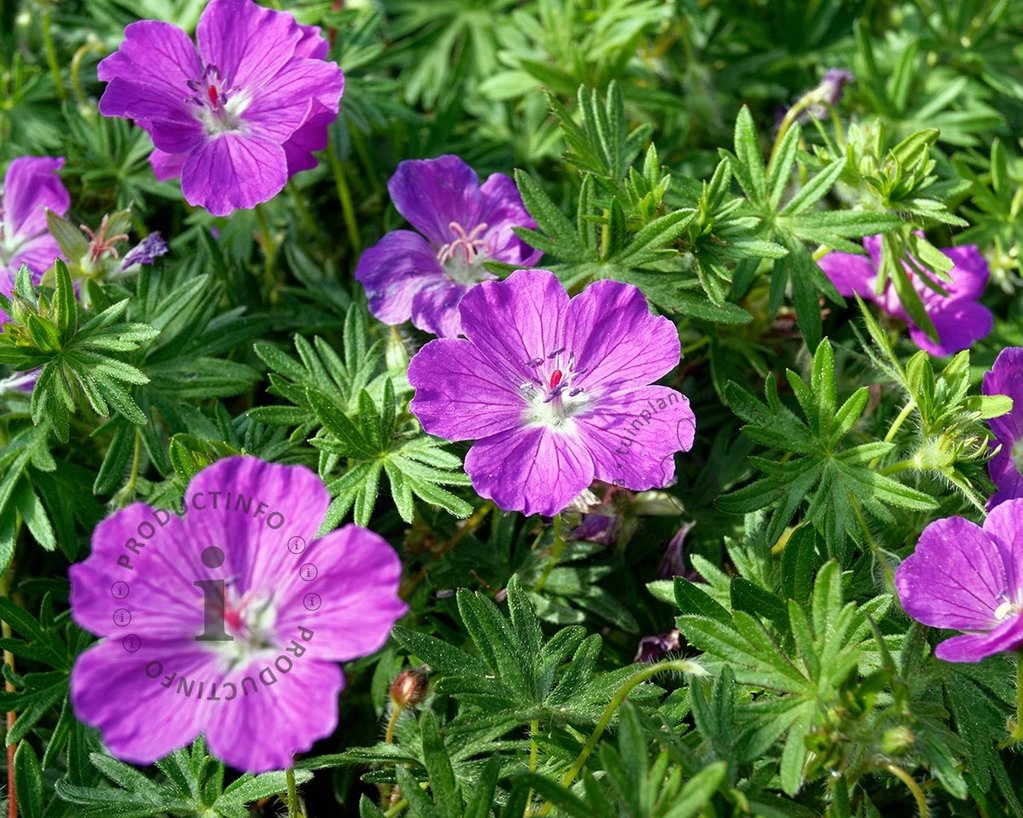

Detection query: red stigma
(224, 606), (243, 631)
(550, 370), (563, 389)
(207, 85), (219, 106)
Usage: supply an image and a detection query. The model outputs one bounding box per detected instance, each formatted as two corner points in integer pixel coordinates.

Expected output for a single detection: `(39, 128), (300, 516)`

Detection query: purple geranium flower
(69, 456), (406, 772)
(983, 348), (1023, 509)
(407, 269), (696, 517)
(98, 0), (344, 217)
(896, 499), (1023, 662)
(355, 155), (541, 338)
(0, 156), (70, 303)
(819, 235), (992, 356)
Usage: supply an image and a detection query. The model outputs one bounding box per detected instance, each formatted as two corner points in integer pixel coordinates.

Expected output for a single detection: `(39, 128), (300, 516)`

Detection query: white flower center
(520, 347), (592, 428)
(186, 65), (250, 136)
(437, 222), (493, 285)
(203, 586), (281, 671)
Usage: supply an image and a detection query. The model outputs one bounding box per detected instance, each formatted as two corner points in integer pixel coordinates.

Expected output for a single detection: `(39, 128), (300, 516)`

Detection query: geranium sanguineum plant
(983, 347), (1023, 509)
(68, 456), (406, 772)
(819, 234), (992, 356)
(355, 155), (541, 337)
(97, 0), (344, 216)
(896, 498), (1023, 662)
(407, 269), (696, 516)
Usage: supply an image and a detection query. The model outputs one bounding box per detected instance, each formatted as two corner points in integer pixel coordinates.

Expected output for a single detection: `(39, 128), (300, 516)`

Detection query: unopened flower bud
(389, 667), (428, 709)
(880, 726), (915, 756)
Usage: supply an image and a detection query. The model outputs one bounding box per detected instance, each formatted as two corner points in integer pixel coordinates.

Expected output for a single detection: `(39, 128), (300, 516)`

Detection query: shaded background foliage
(1, 0), (1023, 815)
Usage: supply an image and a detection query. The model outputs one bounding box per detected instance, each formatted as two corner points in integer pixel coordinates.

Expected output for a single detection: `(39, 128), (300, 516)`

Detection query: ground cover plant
(2, 0), (1023, 815)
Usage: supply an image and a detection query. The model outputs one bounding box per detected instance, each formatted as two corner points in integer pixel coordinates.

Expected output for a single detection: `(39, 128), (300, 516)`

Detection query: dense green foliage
(2, 0), (1023, 815)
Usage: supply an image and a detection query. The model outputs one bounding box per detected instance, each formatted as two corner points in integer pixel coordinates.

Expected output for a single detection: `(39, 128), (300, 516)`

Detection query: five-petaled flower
(97, 0), (344, 216)
(0, 156), (70, 310)
(819, 235), (992, 356)
(355, 155), (541, 338)
(69, 456), (406, 772)
(983, 348), (1023, 509)
(407, 269), (696, 517)
(896, 499), (1023, 662)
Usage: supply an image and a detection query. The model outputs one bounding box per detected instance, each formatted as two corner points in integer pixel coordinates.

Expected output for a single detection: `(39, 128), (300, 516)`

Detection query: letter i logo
(194, 546), (233, 642)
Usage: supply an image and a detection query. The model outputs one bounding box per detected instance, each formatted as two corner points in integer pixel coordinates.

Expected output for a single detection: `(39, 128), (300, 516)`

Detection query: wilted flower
(355, 155), (541, 338)
(0, 156), (70, 309)
(97, 0), (344, 216)
(408, 269), (696, 517)
(635, 629), (681, 663)
(69, 456), (406, 772)
(121, 232), (169, 272)
(0, 370), (39, 395)
(658, 520), (698, 580)
(982, 348), (1023, 509)
(895, 499), (1023, 662)
(819, 235), (992, 356)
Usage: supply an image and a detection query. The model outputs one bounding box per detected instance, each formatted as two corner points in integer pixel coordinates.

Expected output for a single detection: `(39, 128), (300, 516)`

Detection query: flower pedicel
(68, 456), (407, 772)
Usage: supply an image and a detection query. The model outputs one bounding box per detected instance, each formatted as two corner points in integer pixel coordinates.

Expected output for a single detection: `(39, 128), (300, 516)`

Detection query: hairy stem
(533, 514), (565, 593)
(883, 763), (928, 818)
(42, 11), (65, 102)
(285, 767), (301, 818)
(327, 136), (362, 256)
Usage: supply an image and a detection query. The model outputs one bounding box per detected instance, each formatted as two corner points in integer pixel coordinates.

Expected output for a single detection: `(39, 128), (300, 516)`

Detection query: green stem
(287, 180), (319, 239)
(253, 204), (278, 294)
(42, 11), (65, 102)
(1, 565), (17, 818)
(535, 660), (700, 816)
(533, 515), (565, 593)
(529, 719), (539, 772)
(768, 96), (815, 169)
(869, 399), (916, 469)
(384, 799), (408, 818)
(327, 135), (362, 256)
(884, 764), (928, 818)
(285, 767), (301, 818)
(70, 43), (105, 108)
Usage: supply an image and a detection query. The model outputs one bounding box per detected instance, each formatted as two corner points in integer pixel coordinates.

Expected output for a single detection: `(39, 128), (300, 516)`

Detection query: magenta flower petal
(148, 149), (186, 182)
(71, 640), (207, 765)
(2, 156), (70, 239)
(464, 425), (594, 517)
(243, 59), (343, 142)
(576, 386), (696, 489)
(479, 173), (540, 264)
(564, 279), (680, 391)
(196, 0), (303, 90)
(181, 457), (330, 592)
(388, 156), (483, 247)
(935, 616), (1023, 662)
(988, 450), (1023, 509)
(983, 347), (1023, 448)
(906, 300), (993, 357)
(6, 236), (62, 283)
(180, 134), (288, 216)
(410, 279), (471, 338)
(205, 659), (344, 772)
(282, 107), (336, 175)
(97, 20), (203, 118)
(355, 230), (446, 327)
(896, 516), (1007, 631)
(408, 339), (525, 440)
(69, 503), (198, 639)
(458, 269), (569, 384)
(818, 251), (878, 299)
(940, 245), (990, 301)
(274, 525), (408, 662)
